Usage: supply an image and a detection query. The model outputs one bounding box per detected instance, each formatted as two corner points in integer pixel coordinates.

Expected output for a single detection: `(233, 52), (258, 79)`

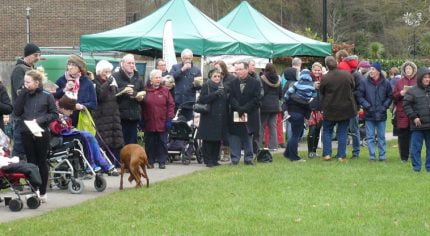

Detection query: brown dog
(119, 144), (149, 190)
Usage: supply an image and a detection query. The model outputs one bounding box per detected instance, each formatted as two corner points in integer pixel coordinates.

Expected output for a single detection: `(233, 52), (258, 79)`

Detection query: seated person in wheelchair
(49, 95), (116, 174)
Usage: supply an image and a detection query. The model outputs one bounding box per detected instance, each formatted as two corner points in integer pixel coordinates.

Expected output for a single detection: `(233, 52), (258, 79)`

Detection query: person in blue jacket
(357, 62), (392, 161)
(54, 55), (97, 127)
(169, 49), (202, 121)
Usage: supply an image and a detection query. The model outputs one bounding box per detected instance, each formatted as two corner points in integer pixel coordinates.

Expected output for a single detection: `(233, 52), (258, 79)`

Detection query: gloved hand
(165, 119), (173, 130)
(215, 87), (225, 97)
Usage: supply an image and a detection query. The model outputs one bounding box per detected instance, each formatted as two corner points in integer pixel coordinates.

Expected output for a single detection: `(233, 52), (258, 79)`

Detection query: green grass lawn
(1, 141), (429, 235)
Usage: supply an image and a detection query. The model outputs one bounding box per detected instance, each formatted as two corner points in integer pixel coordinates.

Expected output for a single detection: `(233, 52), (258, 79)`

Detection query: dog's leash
(84, 108), (122, 166)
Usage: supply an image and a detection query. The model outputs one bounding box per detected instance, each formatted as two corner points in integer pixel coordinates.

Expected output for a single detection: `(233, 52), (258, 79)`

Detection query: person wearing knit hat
(24, 43), (41, 57)
(283, 69), (315, 162)
(357, 60), (392, 161)
(9, 43), (42, 161)
(358, 60), (371, 76)
(371, 62), (382, 73)
(284, 69), (316, 104)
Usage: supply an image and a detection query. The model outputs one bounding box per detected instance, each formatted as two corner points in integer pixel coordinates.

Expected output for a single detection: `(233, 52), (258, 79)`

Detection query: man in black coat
(10, 43), (41, 160)
(112, 54), (145, 145)
(228, 61), (261, 165)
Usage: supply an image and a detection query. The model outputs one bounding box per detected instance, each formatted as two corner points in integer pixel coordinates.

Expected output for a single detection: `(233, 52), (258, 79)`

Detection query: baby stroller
(0, 162), (41, 212)
(167, 101), (203, 165)
(358, 110), (367, 146)
(347, 109), (368, 147)
(48, 135), (107, 194)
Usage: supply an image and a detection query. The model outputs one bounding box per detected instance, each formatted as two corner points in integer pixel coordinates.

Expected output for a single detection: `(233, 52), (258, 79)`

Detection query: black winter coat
(0, 84), (13, 130)
(112, 69), (145, 121)
(260, 74), (281, 113)
(196, 81), (227, 141)
(403, 68), (430, 131)
(228, 76), (261, 136)
(403, 86), (430, 130)
(92, 77), (124, 149)
(13, 87), (58, 133)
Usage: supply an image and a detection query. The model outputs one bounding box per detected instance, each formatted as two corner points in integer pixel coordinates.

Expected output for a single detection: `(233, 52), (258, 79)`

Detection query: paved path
(0, 163), (207, 223)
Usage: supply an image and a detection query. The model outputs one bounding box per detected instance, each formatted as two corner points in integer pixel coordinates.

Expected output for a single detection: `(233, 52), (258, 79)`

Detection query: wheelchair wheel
(9, 198), (23, 212)
(195, 146), (203, 164)
(168, 154), (174, 163)
(181, 152), (191, 165)
(68, 179), (84, 194)
(53, 173), (69, 190)
(94, 175), (107, 192)
(27, 196), (41, 209)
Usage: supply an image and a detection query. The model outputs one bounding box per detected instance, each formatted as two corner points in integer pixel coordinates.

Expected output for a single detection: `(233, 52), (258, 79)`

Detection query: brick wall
(0, 0), (132, 61)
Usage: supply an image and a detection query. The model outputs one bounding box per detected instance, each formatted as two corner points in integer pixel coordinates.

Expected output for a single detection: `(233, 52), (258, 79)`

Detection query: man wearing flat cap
(10, 43), (41, 160)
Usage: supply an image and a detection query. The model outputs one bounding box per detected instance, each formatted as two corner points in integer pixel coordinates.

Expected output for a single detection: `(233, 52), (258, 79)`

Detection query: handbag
(193, 84), (211, 114)
(76, 108), (96, 136)
(308, 111), (323, 126)
(256, 149), (273, 163)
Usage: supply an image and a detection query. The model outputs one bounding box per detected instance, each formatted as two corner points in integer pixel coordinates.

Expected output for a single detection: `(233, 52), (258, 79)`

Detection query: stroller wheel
(27, 196), (41, 209)
(9, 198), (23, 212)
(94, 175), (107, 192)
(68, 179), (85, 194)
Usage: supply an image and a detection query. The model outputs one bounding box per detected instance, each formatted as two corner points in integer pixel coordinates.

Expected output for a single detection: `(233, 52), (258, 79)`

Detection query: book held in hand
(233, 112), (248, 122)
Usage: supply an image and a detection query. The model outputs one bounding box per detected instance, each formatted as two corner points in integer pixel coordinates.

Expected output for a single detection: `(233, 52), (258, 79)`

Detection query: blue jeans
(365, 120), (386, 160)
(410, 130), (430, 172)
(284, 112), (305, 161)
(322, 119), (349, 157)
(349, 115), (360, 156)
(229, 133), (253, 163)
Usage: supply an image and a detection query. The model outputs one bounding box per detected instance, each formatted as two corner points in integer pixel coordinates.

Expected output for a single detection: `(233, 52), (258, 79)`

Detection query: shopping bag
(76, 108), (96, 136)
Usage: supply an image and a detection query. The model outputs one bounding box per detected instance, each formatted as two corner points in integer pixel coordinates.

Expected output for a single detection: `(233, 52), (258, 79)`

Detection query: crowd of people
(2, 43), (430, 202)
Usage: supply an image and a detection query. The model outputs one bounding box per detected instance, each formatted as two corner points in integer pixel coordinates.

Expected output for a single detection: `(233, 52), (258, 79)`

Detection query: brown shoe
(322, 155), (332, 161)
(338, 157), (348, 163)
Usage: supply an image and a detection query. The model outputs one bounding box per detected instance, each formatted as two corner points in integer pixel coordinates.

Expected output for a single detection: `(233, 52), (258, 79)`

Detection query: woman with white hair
(92, 60), (124, 167)
(141, 69), (175, 169)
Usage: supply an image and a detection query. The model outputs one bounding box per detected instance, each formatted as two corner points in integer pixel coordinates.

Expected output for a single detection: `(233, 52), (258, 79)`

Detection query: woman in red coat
(141, 69), (175, 169)
(393, 61), (417, 162)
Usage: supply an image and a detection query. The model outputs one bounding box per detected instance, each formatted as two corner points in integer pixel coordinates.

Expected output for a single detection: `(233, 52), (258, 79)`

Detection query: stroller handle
(177, 101), (195, 110)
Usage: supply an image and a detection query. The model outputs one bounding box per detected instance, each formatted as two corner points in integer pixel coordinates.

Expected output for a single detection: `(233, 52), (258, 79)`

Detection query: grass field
(1, 140), (429, 235)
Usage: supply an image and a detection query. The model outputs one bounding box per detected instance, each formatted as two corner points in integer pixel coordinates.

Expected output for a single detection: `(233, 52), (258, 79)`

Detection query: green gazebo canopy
(80, 0), (271, 57)
(218, 1), (332, 57)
